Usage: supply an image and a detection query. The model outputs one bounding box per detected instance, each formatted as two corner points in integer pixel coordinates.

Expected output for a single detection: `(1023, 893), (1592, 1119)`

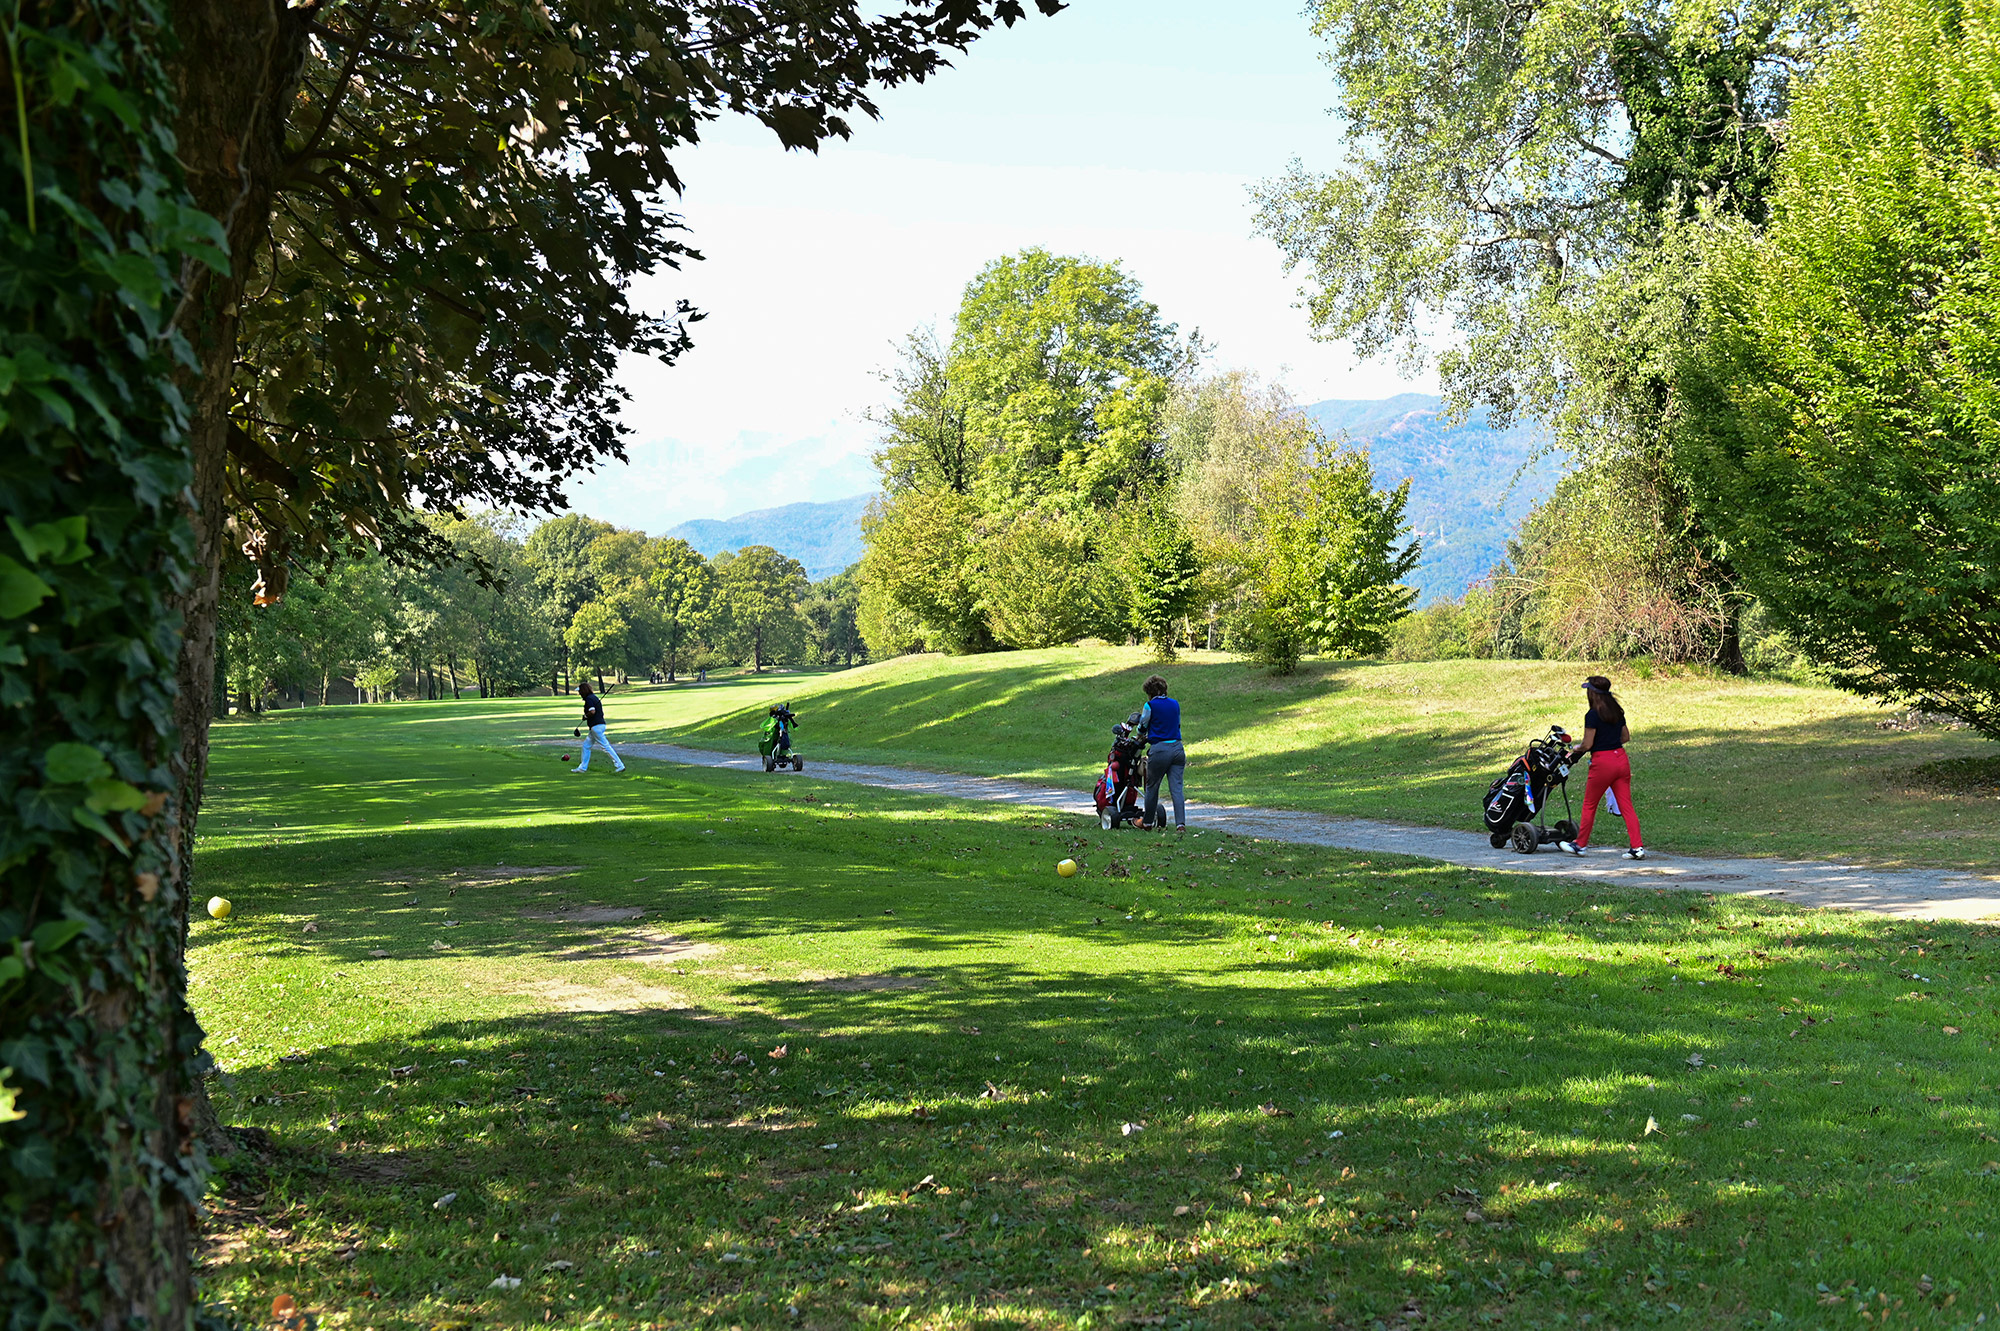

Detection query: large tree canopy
(1251, 0), (1829, 423)
(949, 248), (1191, 515)
(1679, 0), (2000, 734)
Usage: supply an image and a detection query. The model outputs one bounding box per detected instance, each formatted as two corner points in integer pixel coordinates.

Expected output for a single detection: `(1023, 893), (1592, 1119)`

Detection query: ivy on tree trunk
(0, 1), (226, 1324)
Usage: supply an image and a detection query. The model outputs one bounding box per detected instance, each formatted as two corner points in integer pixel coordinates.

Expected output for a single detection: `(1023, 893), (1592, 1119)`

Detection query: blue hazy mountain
(1302, 394), (1560, 602)
(666, 493), (872, 581)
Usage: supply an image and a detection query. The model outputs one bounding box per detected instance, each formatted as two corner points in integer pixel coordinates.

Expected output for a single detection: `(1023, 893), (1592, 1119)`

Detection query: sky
(563, 0), (1437, 532)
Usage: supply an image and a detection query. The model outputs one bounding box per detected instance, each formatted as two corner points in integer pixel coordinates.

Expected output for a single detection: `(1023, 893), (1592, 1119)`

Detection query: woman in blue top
(1138, 674), (1186, 832)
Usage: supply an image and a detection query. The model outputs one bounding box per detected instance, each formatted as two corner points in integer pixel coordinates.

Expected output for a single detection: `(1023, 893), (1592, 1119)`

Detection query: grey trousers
(1143, 740), (1186, 827)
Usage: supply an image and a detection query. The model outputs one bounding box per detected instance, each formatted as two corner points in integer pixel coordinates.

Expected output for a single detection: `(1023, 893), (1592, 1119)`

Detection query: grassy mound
(190, 702), (2000, 1328)
(649, 648), (2000, 869)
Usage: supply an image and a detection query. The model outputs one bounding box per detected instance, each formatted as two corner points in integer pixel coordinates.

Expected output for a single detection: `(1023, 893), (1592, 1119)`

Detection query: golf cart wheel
(1555, 819), (1579, 841)
(793, 756), (804, 771)
(1489, 832), (1509, 850)
(763, 756), (776, 772)
(1100, 809), (1116, 831)
(1510, 823), (1538, 854)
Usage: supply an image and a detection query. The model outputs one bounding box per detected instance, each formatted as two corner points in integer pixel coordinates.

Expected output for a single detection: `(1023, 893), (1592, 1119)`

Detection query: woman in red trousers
(1558, 674), (1645, 859)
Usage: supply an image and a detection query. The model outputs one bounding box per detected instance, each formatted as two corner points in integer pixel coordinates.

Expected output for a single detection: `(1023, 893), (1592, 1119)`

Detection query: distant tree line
(856, 249), (1423, 672)
(218, 514), (863, 710)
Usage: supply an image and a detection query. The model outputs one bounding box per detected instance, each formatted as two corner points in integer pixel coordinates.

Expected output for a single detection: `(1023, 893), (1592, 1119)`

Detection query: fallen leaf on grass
(1644, 1117), (1660, 1136)
(903, 1174), (937, 1198)
(488, 1276), (521, 1290)
(602, 1092), (629, 1105)
(432, 1192), (457, 1210)
(768, 1044), (788, 1060)
(1685, 1054), (1705, 1069)
(367, 950), (389, 959)
(544, 1260), (574, 1272)
(1259, 1102), (1293, 1118)
(429, 941), (452, 952)
(1943, 1026), (1961, 1036)
(1173, 1205), (1193, 1216)
(910, 1106), (936, 1123)
(390, 1065), (417, 1077)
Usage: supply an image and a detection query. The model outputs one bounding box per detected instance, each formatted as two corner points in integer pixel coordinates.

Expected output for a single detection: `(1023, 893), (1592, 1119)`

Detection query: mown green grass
(192, 701), (2000, 1329)
(654, 648), (2000, 871)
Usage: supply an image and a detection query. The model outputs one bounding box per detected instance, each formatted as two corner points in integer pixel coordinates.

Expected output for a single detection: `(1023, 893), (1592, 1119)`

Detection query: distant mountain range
(667, 396), (1561, 599)
(666, 493), (872, 581)
(1302, 394), (1560, 602)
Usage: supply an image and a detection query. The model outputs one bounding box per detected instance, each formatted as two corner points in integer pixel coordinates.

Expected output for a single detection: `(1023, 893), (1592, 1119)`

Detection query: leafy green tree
(436, 513), (556, 697)
(871, 327), (976, 494)
(857, 490), (994, 654)
(952, 248), (1189, 515)
(977, 510), (1105, 649)
(565, 599), (633, 687)
(1251, 0), (1824, 423)
(1120, 503), (1205, 660)
(640, 537), (716, 681)
(1678, 0), (2000, 735)
(713, 546), (809, 671)
(1252, 447), (1421, 672)
(800, 571), (867, 667)
(525, 514), (614, 692)
(1162, 373), (1320, 649)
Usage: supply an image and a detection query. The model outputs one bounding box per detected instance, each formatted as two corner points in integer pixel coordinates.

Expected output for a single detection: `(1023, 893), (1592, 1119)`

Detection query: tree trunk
(1716, 599), (1748, 676)
(449, 654), (461, 699)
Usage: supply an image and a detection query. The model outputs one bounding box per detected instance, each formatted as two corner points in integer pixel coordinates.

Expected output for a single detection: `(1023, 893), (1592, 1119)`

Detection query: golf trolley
(760, 704), (804, 772)
(1482, 726), (1578, 853)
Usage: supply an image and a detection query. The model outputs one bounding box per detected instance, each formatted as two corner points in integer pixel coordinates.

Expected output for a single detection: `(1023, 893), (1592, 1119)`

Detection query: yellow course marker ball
(1056, 859), (1078, 878)
(207, 896), (233, 920)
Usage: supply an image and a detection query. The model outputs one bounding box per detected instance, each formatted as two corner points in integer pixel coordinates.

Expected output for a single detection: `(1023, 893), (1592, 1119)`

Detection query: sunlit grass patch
(190, 705), (2000, 1328)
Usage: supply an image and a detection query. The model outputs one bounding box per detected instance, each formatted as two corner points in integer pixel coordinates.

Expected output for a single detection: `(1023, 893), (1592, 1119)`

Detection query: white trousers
(578, 724), (624, 771)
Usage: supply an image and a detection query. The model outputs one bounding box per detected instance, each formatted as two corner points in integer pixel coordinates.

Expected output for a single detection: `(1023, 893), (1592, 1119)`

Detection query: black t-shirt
(1585, 707), (1624, 752)
(583, 695), (605, 728)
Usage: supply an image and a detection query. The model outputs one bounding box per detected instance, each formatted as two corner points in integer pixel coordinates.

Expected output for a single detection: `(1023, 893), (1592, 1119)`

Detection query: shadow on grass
(210, 938), (1998, 1327)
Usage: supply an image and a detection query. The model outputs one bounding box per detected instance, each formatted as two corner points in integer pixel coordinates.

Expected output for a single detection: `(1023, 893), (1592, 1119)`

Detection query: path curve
(616, 743), (2000, 921)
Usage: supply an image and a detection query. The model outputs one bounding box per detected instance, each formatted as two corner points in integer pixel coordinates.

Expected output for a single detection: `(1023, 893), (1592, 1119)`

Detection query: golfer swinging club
(572, 678), (625, 774)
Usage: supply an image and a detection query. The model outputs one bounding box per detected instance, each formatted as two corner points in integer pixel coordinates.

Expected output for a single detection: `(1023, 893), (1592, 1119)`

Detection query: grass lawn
(191, 698), (2000, 1329)
(651, 648), (2000, 872)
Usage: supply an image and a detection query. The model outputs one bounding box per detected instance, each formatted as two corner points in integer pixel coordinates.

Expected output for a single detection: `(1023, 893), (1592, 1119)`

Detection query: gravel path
(617, 742), (2000, 921)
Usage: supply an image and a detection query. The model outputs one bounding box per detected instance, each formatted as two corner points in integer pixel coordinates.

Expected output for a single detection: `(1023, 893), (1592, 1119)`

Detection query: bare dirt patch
(450, 865), (583, 886)
(553, 927), (719, 964)
(513, 976), (692, 1013)
(792, 973), (931, 993)
(526, 905), (646, 924)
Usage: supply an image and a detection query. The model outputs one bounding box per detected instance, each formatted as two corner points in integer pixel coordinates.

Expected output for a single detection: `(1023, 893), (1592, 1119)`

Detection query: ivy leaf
(0, 557), (55, 619)
(29, 920), (87, 956)
(11, 1135), (55, 1179)
(71, 808), (131, 856)
(7, 515), (90, 565)
(0, 1039), (49, 1086)
(85, 777), (147, 814)
(43, 743), (111, 785)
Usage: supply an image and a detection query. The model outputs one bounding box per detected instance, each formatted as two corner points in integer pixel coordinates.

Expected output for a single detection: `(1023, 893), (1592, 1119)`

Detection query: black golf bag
(1483, 726), (1577, 853)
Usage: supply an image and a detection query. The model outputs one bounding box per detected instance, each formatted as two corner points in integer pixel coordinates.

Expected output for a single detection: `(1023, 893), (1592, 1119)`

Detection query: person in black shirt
(1557, 674), (1642, 858)
(573, 679), (626, 774)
